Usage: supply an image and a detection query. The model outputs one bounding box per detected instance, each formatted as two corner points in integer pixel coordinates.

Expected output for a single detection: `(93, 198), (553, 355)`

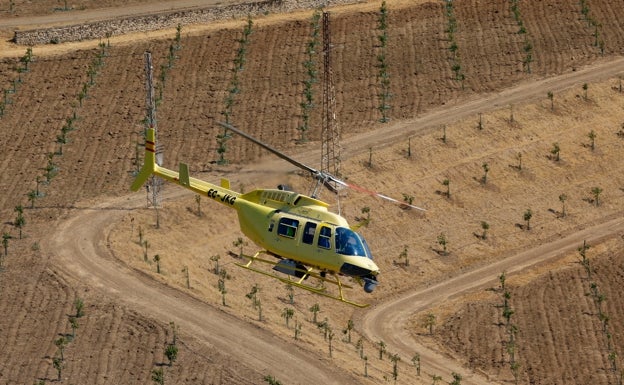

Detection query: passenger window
(302, 222), (316, 245)
(318, 226), (331, 249)
(277, 217), (299, 238)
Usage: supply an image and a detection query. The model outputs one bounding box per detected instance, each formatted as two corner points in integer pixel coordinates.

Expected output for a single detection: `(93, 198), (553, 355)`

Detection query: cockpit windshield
(335, 227), (372, 259)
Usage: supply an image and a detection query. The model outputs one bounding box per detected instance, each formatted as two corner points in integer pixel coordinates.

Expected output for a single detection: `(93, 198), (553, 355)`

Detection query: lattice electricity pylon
(319, 11), (342, 196)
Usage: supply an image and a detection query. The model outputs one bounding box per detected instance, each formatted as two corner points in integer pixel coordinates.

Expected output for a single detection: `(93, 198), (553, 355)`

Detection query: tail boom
(131, 128), (240, 209)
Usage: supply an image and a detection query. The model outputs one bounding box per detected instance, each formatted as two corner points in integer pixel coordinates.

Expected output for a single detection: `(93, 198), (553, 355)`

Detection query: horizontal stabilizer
(179, 163), (190, 187)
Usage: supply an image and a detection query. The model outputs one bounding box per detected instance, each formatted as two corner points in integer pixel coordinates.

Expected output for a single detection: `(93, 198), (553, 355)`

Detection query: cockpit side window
(335, 227), (368, 257)
(318, 226), (331, 249)
(277, 217), (299, 238)
(302, 222), (316, 245)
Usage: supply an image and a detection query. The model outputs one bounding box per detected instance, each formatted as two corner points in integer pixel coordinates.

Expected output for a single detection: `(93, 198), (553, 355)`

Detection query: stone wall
(12, 0), (362, 46)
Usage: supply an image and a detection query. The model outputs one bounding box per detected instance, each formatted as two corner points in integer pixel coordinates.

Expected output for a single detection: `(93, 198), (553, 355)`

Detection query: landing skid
(235, 250), (370, 308)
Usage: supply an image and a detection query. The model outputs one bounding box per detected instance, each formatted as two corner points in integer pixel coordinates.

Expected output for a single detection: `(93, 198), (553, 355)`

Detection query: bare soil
(2, 0), (624, 384)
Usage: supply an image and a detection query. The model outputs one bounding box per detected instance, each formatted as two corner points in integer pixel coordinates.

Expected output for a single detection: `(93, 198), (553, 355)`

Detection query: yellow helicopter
(131, 123), (423, 307)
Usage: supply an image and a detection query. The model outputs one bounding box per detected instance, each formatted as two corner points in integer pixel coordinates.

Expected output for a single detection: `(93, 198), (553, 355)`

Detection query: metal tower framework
(144, 51), (164, 213)
(321, 12), (341, 190)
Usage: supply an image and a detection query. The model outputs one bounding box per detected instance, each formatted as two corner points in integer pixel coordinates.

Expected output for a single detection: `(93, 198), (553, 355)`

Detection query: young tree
(27, 189), (38, 208)
(182, 265), (190, 289)
(263, 375), (282, 385)
(74, 297), (85, 318)
(402, 193), (415, 208)
(143, 239), (149, 262)
(390, 353), (401, 382)
(547, 91), (554, 111)
(218, 269), (228, 306)
(437, 233), (448, 255)
(68, 316), (79, 340)
(169, 321), (178, 346)
(523, 208), (533, 230)
(355, 337), (364, 359)
(55, 336), (68, 361)
(164, 344), (178, 366)
(153, 254), (161, 274)
(412, 353), (421, 376)
(422, 312), (436, 335)
(582, 82), (589, 100)
(398, 245), (409, 266)
(246, 284), (260, 308)
(151, 368), (164, 385)
(499, 271), (507, 291)
(591, 186), (603, 206)
(442, 178), (450, 198)
(284, 284), (294, 304)
(294, 319), (302, 340)
(2, 232), (11, 257)
(309, 303), (320, 324)
(502, 303), (514, 326)
(282, 307), (294, 328)
(343, 319), (354, 343)
(450, 372), (463, 385)
(14, 205), (25, 239)
(210, 254), (221, 274)
(481, 162), (490, 184)
(52, 356), (64, 381)
(317, 317), (330, 340)
(194, 194), (202, 216)
(515, 152), (523, 171)
(480, 221), (490, 240)
(578, 240), (591, 278)
(559, 193), (568, 217)
(378, 340), (386, 360)
(232, 237), (246, 258)
(588, 130), (597, 150)
(550, 142), (560, 161)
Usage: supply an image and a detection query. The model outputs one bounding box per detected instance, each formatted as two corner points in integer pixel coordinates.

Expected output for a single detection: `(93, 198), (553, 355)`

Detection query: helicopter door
(318, 226), (332, 249)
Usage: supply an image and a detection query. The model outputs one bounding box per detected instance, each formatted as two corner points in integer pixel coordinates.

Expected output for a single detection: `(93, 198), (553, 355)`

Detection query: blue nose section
(363, 277), (377, 293)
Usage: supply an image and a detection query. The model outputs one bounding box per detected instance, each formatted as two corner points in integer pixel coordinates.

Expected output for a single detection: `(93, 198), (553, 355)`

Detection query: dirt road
(0, 0), (253, 29)
(45, 191), (361, 385)
(361, 213), (624, 385)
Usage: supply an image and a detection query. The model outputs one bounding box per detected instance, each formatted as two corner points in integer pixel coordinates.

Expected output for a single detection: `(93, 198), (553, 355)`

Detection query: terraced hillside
(1, 0), (624, 384)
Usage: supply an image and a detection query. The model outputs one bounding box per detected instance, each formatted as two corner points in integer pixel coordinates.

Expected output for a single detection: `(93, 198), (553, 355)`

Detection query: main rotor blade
(218, 122), (319, 176)
(219, 122), (425, 211)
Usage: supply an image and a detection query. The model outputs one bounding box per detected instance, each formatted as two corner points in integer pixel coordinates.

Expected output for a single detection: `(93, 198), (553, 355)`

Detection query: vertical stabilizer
(131, 128), (157, 191)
